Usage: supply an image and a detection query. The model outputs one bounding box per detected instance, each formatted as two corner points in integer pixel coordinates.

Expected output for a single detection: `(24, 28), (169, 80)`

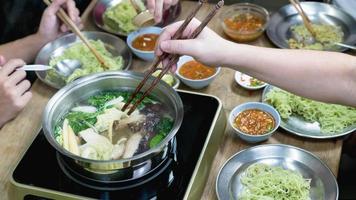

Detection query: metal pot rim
(42, 71), (184, 164)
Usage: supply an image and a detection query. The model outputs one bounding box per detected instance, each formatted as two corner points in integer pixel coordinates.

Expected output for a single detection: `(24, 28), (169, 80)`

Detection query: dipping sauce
(224, 13), (265, 33)
(234, 109), (275, 135)
(179, 60), (216, 80)
(132, 33), (159, 51)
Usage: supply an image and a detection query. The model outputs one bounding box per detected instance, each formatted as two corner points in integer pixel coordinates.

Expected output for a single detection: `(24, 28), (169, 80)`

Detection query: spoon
(18, 59), (82, 77)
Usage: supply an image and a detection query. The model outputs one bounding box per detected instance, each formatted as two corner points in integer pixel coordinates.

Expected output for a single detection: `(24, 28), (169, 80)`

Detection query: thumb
(0, 55), (6, 66)
(160, 40), (196, 56)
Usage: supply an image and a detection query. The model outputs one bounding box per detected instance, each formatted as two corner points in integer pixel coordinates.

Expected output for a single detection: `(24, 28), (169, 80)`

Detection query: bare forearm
(222, 40), (356, 107)
(0, 33), (49, 63)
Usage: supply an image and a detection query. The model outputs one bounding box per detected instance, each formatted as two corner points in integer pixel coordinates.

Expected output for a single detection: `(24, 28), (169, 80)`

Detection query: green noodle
(47, 40), (123, 83)
(288, 24), (343, 50)
(265, 88), (356, 134)
(239, 163), (310, 200)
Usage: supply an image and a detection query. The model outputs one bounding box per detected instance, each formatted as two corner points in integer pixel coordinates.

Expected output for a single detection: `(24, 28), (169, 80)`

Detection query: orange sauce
(224, 13), (264, 32)
(234, 109), (275, 135)
(179, 60), (216, 80)
(132, 33), (159, 51)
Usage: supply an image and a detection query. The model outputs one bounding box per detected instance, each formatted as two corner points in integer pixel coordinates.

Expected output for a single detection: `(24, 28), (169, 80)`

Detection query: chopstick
(43, 0), (109, 70)
(121, 0), (208, 112)
(123, 0), (224, 115)
(289, 0), (316, 37)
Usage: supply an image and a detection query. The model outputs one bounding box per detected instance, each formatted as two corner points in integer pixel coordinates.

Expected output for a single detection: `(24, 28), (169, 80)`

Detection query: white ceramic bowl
(229, 102), (280, 143)
(176, 55), (220, 89)
(234, 71), (268, 90)
(126, 26), (162, 61)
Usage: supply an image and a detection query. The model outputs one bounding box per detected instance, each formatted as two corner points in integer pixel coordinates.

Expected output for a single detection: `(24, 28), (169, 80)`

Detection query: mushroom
(111, 138), (127, 159)
(122, 133), (142, 159)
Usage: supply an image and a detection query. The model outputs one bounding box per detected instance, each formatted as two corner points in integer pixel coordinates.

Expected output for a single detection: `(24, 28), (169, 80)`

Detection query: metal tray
(266, 2), (356, 51)
(262, 85), (356, 139)
(216, 144), (338, 200)
(35, 31), (132, 89)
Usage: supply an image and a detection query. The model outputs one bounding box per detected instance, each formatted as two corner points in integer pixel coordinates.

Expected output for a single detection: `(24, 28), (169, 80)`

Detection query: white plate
(234, 71), (267, 90)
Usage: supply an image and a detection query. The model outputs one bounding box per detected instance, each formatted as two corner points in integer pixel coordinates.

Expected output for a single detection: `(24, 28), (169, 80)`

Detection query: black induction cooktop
(12, 91), (220, 200)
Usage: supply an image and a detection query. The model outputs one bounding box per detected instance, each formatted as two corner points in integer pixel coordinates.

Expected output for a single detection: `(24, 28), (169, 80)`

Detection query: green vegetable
(149, 117), (174, 148)
(47, 40), (123, 83)
(152, 70), (175, 86)
(65, 111), (99, 134)
(103, 0), (145, 34)
(239, 163), (311, 200)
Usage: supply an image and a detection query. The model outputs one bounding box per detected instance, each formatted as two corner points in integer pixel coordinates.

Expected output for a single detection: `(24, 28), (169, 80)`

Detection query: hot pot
(42, 71), (183, 182)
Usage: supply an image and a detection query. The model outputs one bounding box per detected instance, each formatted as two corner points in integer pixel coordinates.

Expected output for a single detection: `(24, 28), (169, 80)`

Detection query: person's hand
(0, 57), (32, 128)
(155, 18), (227, 70)
(147, 0), (179, 23)
(37, 0), (82, 43)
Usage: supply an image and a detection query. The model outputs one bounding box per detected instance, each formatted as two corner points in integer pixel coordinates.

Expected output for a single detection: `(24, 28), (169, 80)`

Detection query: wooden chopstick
(289, 0), (316, 37)
(121, 0), (207, 112)
(43, 0), (109, 70)
(125, 0), (224, 115)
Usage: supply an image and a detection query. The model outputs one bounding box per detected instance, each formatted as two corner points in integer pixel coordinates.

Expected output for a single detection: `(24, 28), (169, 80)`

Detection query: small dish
(229, 102), (280, 143)
(126, 26), (162, 61)
(216, 144), (339, 200)
(176, 55), (220, 89)
(234, 71), (267, 90)
(220, 3), (269, 42)
(152, 70), (180, 89)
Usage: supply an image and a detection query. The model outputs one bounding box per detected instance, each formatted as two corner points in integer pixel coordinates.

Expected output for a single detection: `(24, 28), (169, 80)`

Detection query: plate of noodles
(262, 85), (356, 139)
(216, 144), (338, 200)
(266, 2), (356, 51)
(35, 31), (132, 89)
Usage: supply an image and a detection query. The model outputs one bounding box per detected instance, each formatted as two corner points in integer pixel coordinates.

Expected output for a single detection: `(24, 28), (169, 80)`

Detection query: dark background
(0, 0), (91, 44)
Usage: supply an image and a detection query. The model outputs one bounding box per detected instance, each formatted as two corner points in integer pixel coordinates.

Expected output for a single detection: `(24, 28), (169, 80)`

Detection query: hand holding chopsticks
(122, 0), (224, 115)
(43, 0), (109, 70)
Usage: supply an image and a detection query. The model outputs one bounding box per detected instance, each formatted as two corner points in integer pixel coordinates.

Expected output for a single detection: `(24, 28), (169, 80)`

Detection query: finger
(15, 80), (31, 95)
(163, 0), (172, 10)
(66, 0), (78, 23)
(160, 39), (196, 56)
(1, 59), (25, 76)
(155, 0), (164, 23)
(0, 55), (6, 66)
(7, 70), (27, 86)
(155, 21), (183, 56)
(147, 0), (155, 13)
(60, 24), (69, 33)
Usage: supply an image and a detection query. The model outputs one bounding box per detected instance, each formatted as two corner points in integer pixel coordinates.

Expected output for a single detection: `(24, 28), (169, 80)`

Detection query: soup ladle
(18, 59), (82, 77)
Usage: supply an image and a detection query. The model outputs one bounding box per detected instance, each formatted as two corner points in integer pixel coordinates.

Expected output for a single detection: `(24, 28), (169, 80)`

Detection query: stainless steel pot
(42, 71), (183, 181)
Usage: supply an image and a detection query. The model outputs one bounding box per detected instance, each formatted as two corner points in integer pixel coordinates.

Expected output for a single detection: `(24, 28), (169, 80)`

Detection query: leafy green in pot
(149, 117), (174, 148)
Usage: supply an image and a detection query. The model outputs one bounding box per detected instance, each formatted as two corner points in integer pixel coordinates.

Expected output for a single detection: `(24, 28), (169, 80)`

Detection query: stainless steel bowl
(35, 31), (132, 89)
(267, 2), (356, 51)
(42, 71), (183, 181)
(216, 144), (338, 200)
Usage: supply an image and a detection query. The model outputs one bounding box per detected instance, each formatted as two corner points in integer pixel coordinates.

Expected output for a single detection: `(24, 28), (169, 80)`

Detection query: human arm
(156, 19), (356, 107)
(0, 0), (82, 63)
(147, 0), (179, 23)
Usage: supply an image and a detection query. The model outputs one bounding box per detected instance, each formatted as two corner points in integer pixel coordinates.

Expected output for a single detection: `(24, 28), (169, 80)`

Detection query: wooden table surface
(0, 1), (346, 199)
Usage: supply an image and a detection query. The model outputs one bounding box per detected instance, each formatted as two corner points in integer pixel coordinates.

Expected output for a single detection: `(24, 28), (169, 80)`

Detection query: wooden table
(0, 1), (345, 199)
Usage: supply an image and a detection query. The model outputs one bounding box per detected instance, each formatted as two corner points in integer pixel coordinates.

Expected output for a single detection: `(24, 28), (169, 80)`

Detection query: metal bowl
(35, 31), (132, 89)
(42, 71), (183, 181)
(216, 144), (338, 200)
(266, 2), (356, 51)
(93, 0), (181, 36)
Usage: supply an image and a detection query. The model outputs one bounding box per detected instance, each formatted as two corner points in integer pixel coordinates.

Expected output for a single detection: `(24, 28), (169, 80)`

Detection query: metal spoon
(19, 59), (82, 77)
